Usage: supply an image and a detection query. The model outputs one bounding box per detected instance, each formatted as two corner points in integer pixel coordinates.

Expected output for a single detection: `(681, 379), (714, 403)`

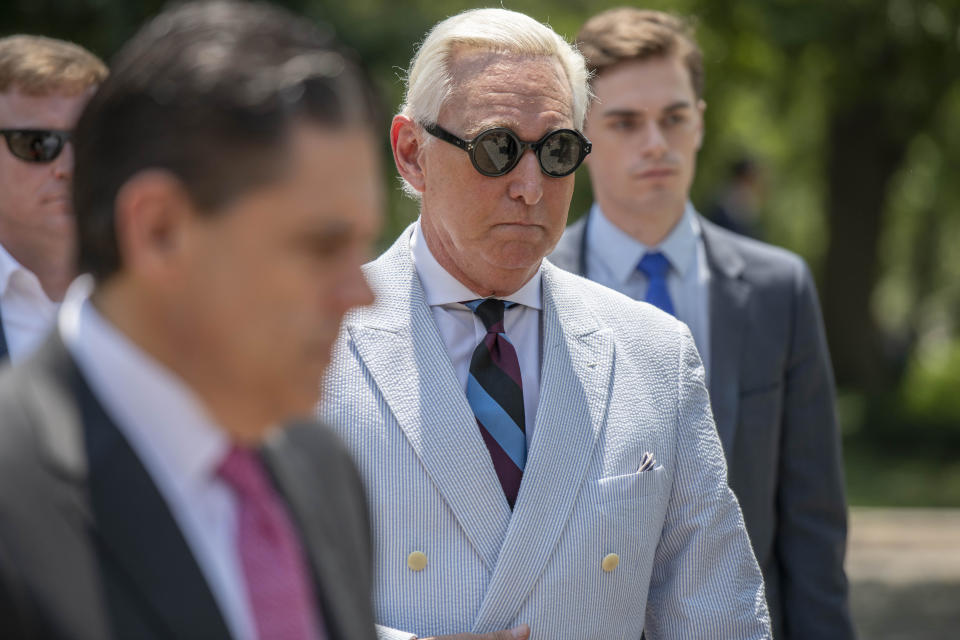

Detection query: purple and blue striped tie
(464, 298), (526, 509)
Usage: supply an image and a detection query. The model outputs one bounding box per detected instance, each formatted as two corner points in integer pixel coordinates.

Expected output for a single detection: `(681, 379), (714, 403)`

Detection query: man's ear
(113, 170), (195, 282)
(391, 115), (427, 193)
(695, 99), (707, 150)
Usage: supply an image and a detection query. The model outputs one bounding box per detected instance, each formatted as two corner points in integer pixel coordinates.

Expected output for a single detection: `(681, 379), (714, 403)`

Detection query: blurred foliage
(3, 0), (960, 453)
(902, 340), (960, 425)
(844, 443), (960, 507)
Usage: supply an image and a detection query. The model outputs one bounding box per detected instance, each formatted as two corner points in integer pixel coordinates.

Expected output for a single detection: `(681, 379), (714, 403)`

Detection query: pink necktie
(218, 446), (325, 640)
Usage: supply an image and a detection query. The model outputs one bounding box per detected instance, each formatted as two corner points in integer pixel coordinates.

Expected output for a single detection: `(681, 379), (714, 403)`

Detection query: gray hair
(397, 9), (590, 198)
(400, 8), (590, 129)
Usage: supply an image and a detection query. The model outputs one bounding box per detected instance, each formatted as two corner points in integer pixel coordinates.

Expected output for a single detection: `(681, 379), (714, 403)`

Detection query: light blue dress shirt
(584, 202), (712, 381)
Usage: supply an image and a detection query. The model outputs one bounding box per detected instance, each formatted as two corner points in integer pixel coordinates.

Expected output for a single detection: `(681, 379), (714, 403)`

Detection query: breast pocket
(597, 465), (665, 515)
(592, 466), (667, 589)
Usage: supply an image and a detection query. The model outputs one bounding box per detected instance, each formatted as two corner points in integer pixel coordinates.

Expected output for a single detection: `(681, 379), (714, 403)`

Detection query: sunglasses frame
(0, 129), (72, 163)
(423, 122), (591, 178)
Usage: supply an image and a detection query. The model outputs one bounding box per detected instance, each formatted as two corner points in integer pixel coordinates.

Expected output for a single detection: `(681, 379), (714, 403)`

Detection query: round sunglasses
(0, 129), (72, 163)
(423, 123), (591, 178)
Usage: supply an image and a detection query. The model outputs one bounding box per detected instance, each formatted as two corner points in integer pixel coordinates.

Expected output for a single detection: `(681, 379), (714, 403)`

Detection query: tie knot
(217, 445), (272, 500)
(464, 298), (513, 333)
(637, 251), (671, 278)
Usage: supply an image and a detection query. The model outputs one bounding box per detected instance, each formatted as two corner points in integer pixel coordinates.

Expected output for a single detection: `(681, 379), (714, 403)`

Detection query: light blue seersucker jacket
(319, 225), (772, 640)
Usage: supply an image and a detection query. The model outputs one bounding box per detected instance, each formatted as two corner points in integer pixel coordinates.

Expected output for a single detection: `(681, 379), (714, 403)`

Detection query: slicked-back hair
(73, 0), (380, 282)
(0, 35), (107, 95)
(576, 8), (704, 100)
(395, 8), (590, 198)
(401, 8), (590, 130)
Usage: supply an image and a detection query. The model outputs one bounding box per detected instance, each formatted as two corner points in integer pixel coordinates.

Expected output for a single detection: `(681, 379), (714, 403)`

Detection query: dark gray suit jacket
(550, 213), (854, 640)
(0, 306), (9, 361)
(0, 334), (377, 640)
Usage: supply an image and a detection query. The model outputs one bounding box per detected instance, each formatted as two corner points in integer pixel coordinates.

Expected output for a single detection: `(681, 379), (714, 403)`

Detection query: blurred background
(4, 0), (959, 636)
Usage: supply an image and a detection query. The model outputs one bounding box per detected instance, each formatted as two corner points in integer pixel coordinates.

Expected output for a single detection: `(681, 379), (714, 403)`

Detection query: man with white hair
(320, 8), (772, 640)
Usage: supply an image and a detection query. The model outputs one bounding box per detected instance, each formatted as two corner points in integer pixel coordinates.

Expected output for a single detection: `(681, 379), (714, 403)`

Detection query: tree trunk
(821, 103), (906, 392)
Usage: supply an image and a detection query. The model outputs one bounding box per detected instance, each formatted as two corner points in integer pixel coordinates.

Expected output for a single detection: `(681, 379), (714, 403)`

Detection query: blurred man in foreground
(0, 35), (106, 362)
(550, 9), (854, 639)
(0, 2), (381, 638)
(320, 8), (771, 639)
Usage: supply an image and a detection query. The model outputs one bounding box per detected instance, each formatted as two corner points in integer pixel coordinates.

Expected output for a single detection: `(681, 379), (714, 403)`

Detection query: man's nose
(640, 120), (668, 159)
(506, 150), (543, 205)
(51, 142), (74, 180)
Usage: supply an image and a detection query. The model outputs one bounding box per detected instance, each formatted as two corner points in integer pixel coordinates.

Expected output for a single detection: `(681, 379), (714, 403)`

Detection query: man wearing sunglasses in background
(550, 10), (854, 639)
(319, 8), (771, 639)
(0, 36), (106, 363)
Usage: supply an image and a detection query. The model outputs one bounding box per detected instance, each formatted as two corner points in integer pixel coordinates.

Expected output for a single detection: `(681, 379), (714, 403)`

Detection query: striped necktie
(637, 251), (675, 316)
(464, 298), (526, 509)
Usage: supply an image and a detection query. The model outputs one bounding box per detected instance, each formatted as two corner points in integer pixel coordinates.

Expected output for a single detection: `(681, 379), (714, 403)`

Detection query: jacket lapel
(473, 263), (613, 631)
(347, 230), (511, 570)
(701, 219), (750, 457)
(27, 335), (232, 639)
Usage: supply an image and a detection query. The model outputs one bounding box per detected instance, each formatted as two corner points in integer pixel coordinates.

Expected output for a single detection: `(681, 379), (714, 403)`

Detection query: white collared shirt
(585, 202), (712, 380)
(410, 221), (542, 440)
(0, 243), (59, 363)
(59, 276), (256, 640)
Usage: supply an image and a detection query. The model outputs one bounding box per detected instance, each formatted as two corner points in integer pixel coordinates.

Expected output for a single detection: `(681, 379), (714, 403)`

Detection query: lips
(637, 167), (676, 179)
(493, 222), (545, 233)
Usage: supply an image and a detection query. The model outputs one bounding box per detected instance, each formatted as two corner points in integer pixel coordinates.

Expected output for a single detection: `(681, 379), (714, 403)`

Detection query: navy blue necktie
(637, 251), (675, 316)
(464, 299), (526, 509)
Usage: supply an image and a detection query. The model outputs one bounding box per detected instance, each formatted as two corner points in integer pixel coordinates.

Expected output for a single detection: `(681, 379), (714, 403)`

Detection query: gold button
(407, 551), (428, 572)
(602, 553), (619, 572)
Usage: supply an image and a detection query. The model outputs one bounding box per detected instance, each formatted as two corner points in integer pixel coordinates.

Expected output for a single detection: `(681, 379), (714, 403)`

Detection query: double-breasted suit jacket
(319, 226), (771, 640)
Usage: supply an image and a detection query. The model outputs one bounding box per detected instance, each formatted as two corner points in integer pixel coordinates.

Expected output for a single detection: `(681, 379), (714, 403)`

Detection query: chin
(43, 211), (75, 232)
(274, 392), (320, 425)
(629, 190), (683, 213)
(491, 244), (547, 271)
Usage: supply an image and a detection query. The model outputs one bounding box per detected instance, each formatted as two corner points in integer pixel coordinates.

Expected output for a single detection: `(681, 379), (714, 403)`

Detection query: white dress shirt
(410, 221), (542, 440)
(58, 276), (256, 640)
(0, 243), (59, 363)
(585, 202), (712, 380)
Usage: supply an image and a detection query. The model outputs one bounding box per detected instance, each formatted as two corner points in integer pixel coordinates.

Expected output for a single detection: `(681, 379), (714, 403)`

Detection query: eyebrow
(601, 101), (693, 118)
(462, 116), (570, 139)
(462, 119), (520, 138)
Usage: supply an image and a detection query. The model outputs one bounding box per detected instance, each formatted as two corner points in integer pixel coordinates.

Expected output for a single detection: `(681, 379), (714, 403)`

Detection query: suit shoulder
(544, 262), (689, 341)
(362, 225), (415, 279)
(703, 219), (811, 289)
(0, 368), (40, 465)
(281, 420), (355, 468)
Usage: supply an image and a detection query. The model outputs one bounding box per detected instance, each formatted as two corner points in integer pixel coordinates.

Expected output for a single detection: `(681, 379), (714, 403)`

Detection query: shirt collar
(410, 219), (543, 311)
(59, 275), (230, 487)
(587, 201), (702, 285)
(0, 242), (44, 299)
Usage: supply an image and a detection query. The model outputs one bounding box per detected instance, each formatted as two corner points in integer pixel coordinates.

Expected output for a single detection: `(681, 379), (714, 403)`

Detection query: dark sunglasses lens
(472, 130), (519, 175)
(539, 131), (583, 176)
(6, 131), (65, 162)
